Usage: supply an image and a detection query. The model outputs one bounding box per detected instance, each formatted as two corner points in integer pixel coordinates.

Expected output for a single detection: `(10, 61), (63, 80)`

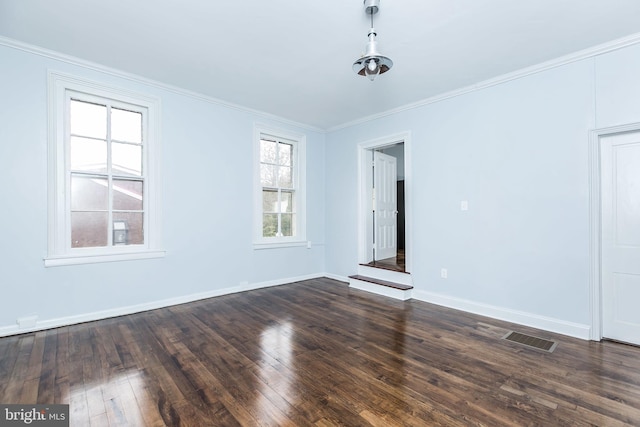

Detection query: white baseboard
(322, 272), (350, 283)
(1, 276), (591, 341)
(412, 289), (592, 340)
(0, 273), (325, 338)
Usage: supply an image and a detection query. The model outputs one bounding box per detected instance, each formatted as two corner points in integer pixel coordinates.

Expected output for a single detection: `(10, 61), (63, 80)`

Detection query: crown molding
(3, 31), (640, 134)
(327, 32), (640, 132)
(0, 35), (325, 134)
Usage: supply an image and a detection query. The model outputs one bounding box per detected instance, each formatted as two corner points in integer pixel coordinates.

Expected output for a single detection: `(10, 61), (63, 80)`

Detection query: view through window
(260, 136), (296, 238)
(69, 98), (145, 248)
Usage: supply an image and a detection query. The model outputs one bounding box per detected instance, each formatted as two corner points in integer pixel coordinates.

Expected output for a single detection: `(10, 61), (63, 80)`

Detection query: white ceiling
(2, 0), (640, 130)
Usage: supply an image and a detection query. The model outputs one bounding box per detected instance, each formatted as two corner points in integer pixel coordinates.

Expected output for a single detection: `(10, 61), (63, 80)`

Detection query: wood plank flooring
(2, 278), (640, 426)
(363, 249), (406, 273)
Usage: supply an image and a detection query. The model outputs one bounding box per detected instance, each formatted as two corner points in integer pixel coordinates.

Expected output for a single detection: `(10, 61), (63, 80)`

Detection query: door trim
(357, 131), (412, 273)
(589, 122), (640, 341)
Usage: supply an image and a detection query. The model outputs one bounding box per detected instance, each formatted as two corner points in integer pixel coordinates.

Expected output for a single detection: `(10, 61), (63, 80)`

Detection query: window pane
(112, 142), (142, 176)
(70, 100), (106, 139)
(113, 212), (144, 245)
(281, 213), (294, 237)
(279, 166), (292, 188)
(281, 191), (293, 213)
(261, 164), (277, 187)
(263, 214), (278, 237)
(113, 179), (143, 211)
(70, 136), (107, 173)
(262, 190), (278, 213)
(111, 108), (142, 143)
(71, 176), (108, 210)
(260, 139), (277, 164)
(279, 142), (292, 166)
(71, 212), (108, 248)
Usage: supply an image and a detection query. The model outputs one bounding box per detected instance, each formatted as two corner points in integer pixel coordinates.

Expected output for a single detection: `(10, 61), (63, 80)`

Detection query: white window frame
(253, 125), (307, 249)
(45, 71), (164, 267)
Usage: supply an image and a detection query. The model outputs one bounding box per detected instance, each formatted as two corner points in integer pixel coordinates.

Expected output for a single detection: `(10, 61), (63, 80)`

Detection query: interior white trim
(252, 124), (307, 248)
(413, 289), (591, 340)
(349, 278), (413, 301)
(4, 33), (640, 134)
(357, 132), (413, 274)
(252, 241), (308, 250)
(0, 36), (323, 133)
(0, 273), (326, 338)
(588, 122), (640, 341)
(44, 250), (166, 267)
(46, 71), (164, 265)
(328, 33), (640, 132)
(323, 272), (350, 283)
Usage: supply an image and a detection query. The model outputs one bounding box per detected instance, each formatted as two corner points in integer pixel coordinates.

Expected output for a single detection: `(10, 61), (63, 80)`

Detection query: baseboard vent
(502, 331), (557, 353)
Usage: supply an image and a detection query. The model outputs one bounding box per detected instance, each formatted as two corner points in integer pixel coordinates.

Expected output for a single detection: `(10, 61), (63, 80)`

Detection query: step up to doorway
(348, 275), (413, 301)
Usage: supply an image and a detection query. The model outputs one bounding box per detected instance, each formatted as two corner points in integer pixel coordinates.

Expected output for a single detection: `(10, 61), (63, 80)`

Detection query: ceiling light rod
(353, 0), (393, 81)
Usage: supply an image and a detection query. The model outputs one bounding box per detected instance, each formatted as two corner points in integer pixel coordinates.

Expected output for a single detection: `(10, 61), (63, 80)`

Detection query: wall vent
(502, 331), (557, 353)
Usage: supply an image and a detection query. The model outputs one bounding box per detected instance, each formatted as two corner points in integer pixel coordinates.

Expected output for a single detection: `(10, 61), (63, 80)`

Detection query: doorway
(358, 132), (412, 275)
(591, 124), (640, 345)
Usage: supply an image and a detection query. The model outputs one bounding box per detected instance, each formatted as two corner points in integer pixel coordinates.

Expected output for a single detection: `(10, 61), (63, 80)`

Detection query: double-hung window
(254, 126), (306, 248)
(46, 72), (163, 266)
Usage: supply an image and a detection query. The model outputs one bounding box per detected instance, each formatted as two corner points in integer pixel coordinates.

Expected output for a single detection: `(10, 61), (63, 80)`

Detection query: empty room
(2, 0), (640, 425)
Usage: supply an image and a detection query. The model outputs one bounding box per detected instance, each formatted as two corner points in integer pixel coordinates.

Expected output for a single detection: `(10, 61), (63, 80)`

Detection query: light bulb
(364, 58), (380, 81)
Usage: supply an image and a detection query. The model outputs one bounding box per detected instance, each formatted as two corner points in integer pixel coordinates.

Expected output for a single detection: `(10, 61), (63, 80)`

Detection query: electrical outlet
(440, 268), (448, 279)
(460, 200), (469, 211)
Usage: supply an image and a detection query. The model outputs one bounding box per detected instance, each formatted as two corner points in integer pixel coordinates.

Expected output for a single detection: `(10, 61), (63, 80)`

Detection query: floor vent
(502, 331), (557, 353)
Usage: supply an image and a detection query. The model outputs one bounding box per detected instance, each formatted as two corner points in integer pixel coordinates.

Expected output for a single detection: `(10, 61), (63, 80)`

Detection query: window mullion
(276, 188), (282, 237)
(107, 104), (113, 247)
(64, 94), (73, 253)
(274, 140), (281, 236)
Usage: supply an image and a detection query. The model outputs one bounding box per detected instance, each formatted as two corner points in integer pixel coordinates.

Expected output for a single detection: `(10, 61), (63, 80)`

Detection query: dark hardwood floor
(2, 278), (640, 426)
(364, 249), (406, 273)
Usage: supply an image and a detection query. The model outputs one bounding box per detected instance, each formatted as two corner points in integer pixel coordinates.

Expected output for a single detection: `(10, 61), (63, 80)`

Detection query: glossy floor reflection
(2, 278), (640, 426)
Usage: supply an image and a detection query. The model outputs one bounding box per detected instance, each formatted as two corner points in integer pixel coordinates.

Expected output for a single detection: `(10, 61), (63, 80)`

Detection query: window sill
(253, 240), (309, 250)
(44, 250), (166, 267)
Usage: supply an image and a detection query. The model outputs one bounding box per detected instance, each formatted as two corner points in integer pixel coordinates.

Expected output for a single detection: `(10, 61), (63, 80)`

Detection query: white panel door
(601, 130), (640, 345)
(374, 151), (397, 260)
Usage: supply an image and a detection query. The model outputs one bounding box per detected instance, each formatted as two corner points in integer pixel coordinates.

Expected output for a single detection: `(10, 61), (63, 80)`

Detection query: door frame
(589, 122), (640, 341)
(357, 131), (412, 273)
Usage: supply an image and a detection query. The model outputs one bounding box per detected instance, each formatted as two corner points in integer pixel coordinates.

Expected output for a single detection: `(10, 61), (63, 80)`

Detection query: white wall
(3, 37), (640, 340)
(0, 42), (326, 335)
(595, 43), (640, 128)
(325, 43), (640, 338)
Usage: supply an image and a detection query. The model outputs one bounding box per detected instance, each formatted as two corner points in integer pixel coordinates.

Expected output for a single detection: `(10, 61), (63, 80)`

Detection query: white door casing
(373, 151), (397, 261)
(601, 130), (640, 345)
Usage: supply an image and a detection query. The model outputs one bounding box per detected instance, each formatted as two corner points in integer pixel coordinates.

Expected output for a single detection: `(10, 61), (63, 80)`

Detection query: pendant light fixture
(353, 0), (393, 81)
